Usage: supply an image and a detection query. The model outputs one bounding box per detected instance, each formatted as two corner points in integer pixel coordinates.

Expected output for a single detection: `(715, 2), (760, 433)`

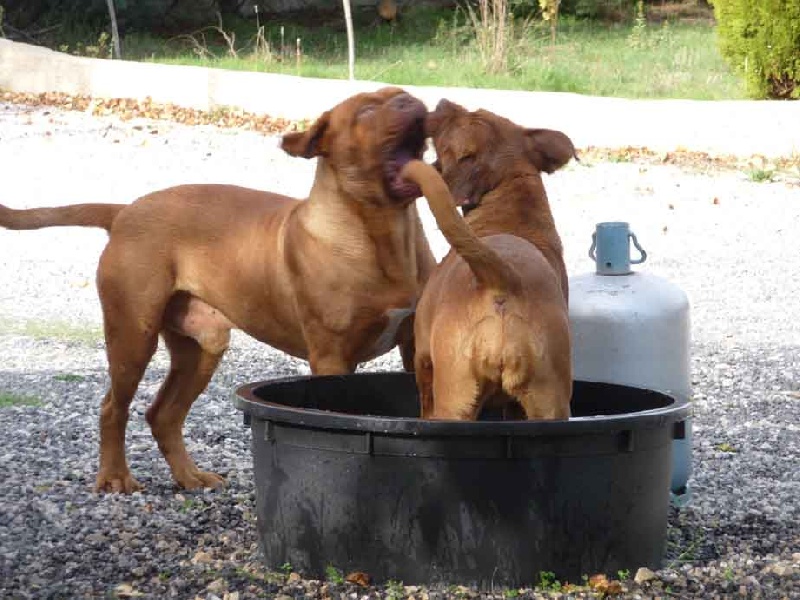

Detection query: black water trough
(234, 372), (690, 587)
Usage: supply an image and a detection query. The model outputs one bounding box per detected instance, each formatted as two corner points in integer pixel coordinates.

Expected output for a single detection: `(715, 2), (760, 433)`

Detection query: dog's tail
(0, 203), (125, 231)
(401, 160), (521, 293)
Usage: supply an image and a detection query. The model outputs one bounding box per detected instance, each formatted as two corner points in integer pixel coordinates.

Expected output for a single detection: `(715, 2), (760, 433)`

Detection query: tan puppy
(402, 99), (575, 421)
(0, 87), (435, 493)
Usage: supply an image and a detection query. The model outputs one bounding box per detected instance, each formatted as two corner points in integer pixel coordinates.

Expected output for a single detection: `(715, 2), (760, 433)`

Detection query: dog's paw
(94, 471), (143, 494)
(175, 469), (226, 491)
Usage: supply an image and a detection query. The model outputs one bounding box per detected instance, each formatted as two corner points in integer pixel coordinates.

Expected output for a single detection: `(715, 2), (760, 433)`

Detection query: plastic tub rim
(233, 373), (691, 437)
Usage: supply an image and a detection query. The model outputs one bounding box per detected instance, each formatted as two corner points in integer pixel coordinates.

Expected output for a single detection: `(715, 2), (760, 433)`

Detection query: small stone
(114, 583), (143, 597)
(223, 593), (240, 600)
(634, 567), (656, 584)
(771, 563), (795, 577)
(191, 551), (213, 564)
(287, 572), (302, 584)
(206, 578), (227, 593)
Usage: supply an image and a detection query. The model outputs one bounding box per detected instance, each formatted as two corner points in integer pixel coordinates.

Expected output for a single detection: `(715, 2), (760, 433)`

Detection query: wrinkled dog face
(281, 87), (427, 206)
(425, 99), (576, 213)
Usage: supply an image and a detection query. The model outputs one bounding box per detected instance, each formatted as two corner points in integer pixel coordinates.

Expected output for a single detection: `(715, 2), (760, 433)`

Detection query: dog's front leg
(308, 349), (356, 375)
(145, 330), (229, 490)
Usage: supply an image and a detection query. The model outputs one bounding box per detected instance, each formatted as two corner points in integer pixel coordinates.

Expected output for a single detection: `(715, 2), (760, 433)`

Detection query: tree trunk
(105, 0), (122, 59)
(342, 0), (355, 80)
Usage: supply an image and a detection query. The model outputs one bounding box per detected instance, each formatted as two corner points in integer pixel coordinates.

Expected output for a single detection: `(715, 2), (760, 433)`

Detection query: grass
(0, 392), (42, 408)
(324, 564), (345, 584)
(53, 373), (87, 382)
(747, 168), (777, 183)
(53, 5), (744, 100)
(0, 318), (103, 344)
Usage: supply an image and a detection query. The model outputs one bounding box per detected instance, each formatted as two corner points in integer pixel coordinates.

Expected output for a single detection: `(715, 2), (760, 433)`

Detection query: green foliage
(324, 564), (344, 584)
(711, 0), (800, 98)
(11, 5), (744, 100)
(385, 579), (405, 600)
(0, 392), (42, 408)
(536, 570), (563, 591)
(747, 168), (777, 182)
(53, 373), (87, 382)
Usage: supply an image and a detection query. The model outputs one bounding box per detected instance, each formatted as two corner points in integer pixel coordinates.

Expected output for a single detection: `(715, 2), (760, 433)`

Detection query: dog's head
(425, 99), (576, 214)
(281, 87), (427, 207)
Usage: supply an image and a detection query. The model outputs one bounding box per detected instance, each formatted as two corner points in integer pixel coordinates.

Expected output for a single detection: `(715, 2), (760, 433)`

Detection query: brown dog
(0, 87), (435, 493)
(402, 100), (575, 421)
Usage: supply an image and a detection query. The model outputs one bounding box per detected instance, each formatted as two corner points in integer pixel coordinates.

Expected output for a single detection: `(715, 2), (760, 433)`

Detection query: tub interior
(248, 372), (675, 420)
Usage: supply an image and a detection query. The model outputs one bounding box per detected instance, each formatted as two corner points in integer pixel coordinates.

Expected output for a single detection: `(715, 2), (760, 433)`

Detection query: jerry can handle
(629, 232), (647, 264)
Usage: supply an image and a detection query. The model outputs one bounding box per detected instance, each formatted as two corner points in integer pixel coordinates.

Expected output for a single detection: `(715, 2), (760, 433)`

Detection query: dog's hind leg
(95, 308), (160, 494)
(95, 246), (172, 493)
(429, 358), (482, 420)
(512, 375), (571, 421)
(146, 327), (229, 490)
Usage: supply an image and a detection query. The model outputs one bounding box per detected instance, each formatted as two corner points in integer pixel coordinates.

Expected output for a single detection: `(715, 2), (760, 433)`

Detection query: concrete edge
(1, 38), (799, 157)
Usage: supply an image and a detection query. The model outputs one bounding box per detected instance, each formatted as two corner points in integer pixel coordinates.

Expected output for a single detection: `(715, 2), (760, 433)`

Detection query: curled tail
(0, 203), (125, 231)
(401, 160), (521, 293)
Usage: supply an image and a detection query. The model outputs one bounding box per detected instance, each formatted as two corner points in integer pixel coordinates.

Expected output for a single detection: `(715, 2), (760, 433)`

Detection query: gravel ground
(0, 99), (799, 599)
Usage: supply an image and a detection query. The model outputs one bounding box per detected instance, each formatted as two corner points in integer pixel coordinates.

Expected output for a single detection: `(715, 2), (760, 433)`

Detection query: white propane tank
(569, 222), (692, 502)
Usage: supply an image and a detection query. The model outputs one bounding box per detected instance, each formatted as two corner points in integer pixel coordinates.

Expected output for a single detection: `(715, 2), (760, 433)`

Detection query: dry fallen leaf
(0, 90), (303, 136)
(345, 571), (371, 586)
(588, 574), (609, 589)
(588, 573), (624, 596)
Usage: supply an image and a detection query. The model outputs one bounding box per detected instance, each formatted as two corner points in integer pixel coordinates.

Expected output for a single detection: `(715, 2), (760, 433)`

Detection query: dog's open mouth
(384, 115), (426, 202)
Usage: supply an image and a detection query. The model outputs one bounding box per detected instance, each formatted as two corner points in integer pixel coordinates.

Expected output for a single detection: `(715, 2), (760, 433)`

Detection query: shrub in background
(711, 0), (800, 98)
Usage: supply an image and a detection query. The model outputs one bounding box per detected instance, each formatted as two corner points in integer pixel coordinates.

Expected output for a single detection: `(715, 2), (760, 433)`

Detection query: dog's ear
(425, 98), (465, 137)
(281, 110), (331, 159)
(523, 129), (576, 174)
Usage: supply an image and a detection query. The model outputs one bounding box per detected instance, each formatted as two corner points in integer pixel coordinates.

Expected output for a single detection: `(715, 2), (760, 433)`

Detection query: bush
(711, 0), (800, 99)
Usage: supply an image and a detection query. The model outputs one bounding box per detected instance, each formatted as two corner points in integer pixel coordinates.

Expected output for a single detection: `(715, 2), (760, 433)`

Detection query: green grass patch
(0, 392), (42, 408)
(746, 168), (777, 183)
(55, 7), (744, 100)
(53, 373), (87, 383)
(0, 319), (104, 344)
(324, 564), (345, 584)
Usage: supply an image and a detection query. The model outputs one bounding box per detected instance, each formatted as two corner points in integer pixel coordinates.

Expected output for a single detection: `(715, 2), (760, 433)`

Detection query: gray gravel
(1, 101), (799, 599)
